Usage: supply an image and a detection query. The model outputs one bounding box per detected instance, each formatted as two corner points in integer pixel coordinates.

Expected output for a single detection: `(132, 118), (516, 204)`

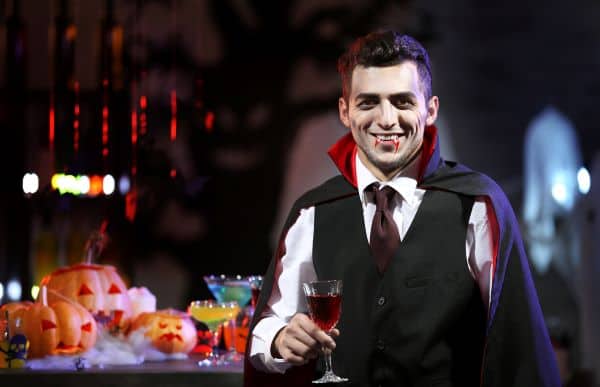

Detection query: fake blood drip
(374, 137), (401, 152)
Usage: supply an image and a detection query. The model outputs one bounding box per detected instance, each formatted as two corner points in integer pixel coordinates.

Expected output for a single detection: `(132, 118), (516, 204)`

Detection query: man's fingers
(274, 313), (339, 364)
(279, 345), (309, 365)
(293, 314), (337, 350)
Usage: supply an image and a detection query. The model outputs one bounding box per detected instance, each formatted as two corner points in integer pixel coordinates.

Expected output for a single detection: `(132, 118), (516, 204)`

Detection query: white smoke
(26, 327), (187, 370)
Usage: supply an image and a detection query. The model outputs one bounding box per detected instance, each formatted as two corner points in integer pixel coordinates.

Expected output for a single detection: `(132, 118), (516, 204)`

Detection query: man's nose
(377, 101), (396, 130)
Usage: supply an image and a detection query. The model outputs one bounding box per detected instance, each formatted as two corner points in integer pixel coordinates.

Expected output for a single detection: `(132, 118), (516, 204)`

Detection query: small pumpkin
(0, 287), (97, 358)
(40, 263), (133, 331)
(129, 309), (197, 354)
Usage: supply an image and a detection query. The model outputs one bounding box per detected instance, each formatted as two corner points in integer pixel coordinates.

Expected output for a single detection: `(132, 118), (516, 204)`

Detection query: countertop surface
(0, 354), (244, 387)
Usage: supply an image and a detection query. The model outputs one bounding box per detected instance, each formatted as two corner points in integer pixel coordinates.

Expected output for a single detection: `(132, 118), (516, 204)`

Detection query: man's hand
(271, 313), (339, 365)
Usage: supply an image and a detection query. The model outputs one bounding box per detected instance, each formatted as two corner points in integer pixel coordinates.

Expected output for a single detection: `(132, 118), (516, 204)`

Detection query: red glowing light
(49, 106), (55, 148)
(205, 111), (215, 133)
(125, 189), (137, 222)
(170, 169), (176, 178)
(102, 104), (109, 159)
(170, 118), (177, 141)
(170, 90), (177, 141)
(131, 111), (138, 145)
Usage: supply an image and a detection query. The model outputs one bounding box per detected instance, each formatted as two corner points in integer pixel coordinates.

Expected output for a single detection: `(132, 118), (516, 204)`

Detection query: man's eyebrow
(355, 92), (417, 100)
(389, 92), (417, 100)
(355, 93), (379, 100)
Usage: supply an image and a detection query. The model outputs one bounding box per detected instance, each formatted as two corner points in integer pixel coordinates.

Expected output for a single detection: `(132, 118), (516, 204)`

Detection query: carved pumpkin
(40, 263), (133, 331)
(129, 309), (197, 354)
(0, 287), (97, 358)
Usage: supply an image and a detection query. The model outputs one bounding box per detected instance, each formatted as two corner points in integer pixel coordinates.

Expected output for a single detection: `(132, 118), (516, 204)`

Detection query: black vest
(313, 180), (486, 387)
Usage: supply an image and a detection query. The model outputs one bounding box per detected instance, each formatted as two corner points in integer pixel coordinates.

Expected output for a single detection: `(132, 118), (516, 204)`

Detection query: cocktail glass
(188, 300), (234, 366)
(203, 274), (252, 306)
(203, 275), (252, 362)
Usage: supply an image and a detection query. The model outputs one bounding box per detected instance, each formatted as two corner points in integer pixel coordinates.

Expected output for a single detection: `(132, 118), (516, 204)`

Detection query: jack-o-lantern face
(1, 290), (98, 358)
(130, 309), (197, 354)
(41, 264), (132, 331)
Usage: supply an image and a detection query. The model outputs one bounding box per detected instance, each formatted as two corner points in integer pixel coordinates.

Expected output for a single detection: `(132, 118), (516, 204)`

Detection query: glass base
(197, 351), (228, 367)
(198, 356), (227, 367)
(224, 350), (244, 363)
(312, 371), (349, 384)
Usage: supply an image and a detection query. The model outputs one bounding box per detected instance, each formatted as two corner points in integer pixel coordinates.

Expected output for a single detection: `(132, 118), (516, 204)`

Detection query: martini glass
(302, 280), (349, 384)
(203, 274), (252, 305)
(203, 275), (252, 362)
(188, 300), (234, 366)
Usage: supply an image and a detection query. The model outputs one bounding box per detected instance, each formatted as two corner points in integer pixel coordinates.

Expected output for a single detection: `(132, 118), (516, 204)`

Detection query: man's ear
(338, 97), (351, 128)
(425, 95), (439, 126)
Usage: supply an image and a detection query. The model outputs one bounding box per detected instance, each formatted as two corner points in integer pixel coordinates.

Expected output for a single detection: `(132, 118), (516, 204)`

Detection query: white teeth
(375, 134), (399, 141)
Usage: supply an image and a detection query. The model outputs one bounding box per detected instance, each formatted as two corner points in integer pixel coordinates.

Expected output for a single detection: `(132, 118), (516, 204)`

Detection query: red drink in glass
(302, 280), (348, 383)
(306, 294), (341, 331)
(248, 275), (263, 310)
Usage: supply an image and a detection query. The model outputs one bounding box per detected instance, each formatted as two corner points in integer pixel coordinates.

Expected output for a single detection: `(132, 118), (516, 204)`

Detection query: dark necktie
(369, 184), (401, 274)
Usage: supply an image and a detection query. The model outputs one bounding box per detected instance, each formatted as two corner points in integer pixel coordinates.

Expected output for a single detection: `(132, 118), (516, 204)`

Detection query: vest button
(377, 296), (386, 306)
(376, 339), (385, 351)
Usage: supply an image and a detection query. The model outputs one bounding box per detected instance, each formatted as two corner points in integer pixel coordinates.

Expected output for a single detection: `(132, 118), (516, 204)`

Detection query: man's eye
(394, 100), (413, 108)
(358, 100), (377, 109)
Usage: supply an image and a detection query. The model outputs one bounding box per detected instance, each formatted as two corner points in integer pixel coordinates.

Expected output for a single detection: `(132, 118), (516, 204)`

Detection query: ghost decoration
(522, 106), (583, 276)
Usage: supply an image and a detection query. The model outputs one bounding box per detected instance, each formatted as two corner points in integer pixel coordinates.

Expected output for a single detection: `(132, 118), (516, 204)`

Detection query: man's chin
(373, 159), (403, 175)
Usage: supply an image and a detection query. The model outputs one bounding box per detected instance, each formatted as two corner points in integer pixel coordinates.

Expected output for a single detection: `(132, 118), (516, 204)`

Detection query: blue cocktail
(203, 275), (252, 306)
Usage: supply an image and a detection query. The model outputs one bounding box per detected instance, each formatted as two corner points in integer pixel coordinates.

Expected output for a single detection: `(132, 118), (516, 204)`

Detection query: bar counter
(0, 354), (243, 387)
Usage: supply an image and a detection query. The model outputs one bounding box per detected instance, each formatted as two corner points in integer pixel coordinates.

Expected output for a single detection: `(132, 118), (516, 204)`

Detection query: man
(244, 30), (560, 387)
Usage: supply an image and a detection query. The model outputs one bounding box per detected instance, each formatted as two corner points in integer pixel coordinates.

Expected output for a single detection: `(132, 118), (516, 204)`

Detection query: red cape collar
(327, 125), (440, 188)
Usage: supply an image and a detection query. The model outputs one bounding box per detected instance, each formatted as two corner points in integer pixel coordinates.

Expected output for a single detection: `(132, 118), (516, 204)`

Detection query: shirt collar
(356, 153), (420, 208)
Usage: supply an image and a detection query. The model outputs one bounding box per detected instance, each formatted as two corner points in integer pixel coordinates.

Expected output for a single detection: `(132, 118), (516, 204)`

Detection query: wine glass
(188, 300), (233, 366)
(302, 280), (349, 384)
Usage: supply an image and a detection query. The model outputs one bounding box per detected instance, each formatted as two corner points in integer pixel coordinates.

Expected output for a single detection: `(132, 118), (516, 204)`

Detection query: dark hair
(337, 30), (432, 101)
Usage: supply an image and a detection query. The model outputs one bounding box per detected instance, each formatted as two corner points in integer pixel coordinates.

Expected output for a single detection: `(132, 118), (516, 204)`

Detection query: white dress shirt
(249, 154), (495, 373)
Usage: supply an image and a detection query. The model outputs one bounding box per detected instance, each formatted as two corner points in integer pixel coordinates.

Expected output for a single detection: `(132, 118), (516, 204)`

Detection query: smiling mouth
(372, 134), (402, 151)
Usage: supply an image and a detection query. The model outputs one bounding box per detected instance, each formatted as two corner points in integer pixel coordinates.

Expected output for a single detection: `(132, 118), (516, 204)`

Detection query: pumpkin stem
(84, 228), (108, 264)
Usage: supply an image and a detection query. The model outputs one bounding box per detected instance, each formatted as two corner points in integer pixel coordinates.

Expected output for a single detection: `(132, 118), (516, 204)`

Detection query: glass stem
(211, 327), (221, 358)
(229, 319), (236, 352)
(323, 347), (334, 375)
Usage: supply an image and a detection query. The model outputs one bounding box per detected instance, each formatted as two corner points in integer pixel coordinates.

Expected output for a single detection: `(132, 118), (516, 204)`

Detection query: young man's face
(338, 61), (439, 181)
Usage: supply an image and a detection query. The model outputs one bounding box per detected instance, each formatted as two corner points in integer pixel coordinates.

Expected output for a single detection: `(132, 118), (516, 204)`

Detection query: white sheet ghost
(522, 106), (583, 277)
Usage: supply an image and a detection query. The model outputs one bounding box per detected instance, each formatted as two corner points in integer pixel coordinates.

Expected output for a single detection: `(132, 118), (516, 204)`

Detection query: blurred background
(0, 0), (599, 383)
